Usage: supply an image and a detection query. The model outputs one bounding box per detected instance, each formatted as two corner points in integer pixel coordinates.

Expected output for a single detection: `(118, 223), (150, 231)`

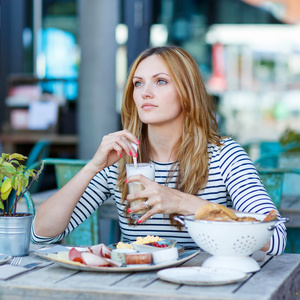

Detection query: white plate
(34, 249), (200, 273)
(108, 241), (184, 253)
(0, 254), (12, 265)
(131, 239), (179, 253)
(157, 266), (247, 286)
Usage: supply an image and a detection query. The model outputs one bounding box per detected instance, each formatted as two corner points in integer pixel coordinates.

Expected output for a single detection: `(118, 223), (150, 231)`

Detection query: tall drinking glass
(126, 162), (155, 220)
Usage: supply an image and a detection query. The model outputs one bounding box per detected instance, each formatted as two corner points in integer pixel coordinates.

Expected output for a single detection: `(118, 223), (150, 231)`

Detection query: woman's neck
(147, 125), (182, 163)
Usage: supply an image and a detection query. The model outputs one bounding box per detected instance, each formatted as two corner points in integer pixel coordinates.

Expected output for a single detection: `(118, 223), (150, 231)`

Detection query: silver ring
(144, 200), (150, 209)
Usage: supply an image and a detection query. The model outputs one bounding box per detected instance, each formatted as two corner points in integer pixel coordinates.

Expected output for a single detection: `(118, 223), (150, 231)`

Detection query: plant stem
(11, 176), (36, 216)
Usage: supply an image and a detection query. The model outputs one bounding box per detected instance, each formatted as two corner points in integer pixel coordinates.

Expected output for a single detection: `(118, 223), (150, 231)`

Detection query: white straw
(131, 143), (138, 168)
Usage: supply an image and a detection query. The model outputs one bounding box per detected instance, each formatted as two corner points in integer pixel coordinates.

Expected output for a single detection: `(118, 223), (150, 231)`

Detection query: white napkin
(34, 245), (70, 254)
(0, 265), (33, 280)
(34, 245), (87, 254)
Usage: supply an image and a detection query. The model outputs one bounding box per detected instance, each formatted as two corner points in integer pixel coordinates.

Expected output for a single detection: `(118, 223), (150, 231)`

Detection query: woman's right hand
(89, 129), (140, 173)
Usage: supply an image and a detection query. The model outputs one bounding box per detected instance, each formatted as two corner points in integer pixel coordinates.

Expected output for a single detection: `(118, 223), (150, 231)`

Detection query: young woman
(32, 45), (286, 255)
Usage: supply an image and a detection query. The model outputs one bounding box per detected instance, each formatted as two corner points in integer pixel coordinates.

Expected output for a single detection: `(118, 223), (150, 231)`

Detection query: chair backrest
(24, 191), (35, 215)
(282, 142), (300, 153)
(42, 158), (90, 189)
(257, 168), (300, 210)
(255, 148), (300, 196)
(258, 169), (285, 210)
(242, 141), (283, 159)
(29, 158), (99, 246)
(26, 140), (51, 168)
(254, 153), (280, 169)
(26, 140), (51, 194)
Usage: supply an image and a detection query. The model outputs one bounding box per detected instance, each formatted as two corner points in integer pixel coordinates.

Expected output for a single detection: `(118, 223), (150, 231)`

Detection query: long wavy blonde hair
(117, 45), (222, 226)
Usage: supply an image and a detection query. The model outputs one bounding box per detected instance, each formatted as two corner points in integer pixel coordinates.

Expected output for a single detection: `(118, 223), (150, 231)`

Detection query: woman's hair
(118, 45), (222, 226)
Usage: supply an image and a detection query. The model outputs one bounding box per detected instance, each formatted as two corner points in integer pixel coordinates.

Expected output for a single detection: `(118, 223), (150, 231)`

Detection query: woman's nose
(141, 84), (154, 99)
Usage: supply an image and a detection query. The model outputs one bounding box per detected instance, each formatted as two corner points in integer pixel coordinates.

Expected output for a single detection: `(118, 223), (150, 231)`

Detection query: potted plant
(0, 153), (44, 256)
(279, 128), (300, 152)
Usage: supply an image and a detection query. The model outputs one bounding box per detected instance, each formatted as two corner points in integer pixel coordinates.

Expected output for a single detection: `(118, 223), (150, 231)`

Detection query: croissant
(195, 203), (238, 221)
(195, 203), (278, 222)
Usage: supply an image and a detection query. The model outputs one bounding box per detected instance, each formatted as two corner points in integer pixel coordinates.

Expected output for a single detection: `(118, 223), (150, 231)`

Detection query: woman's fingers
(92, 130), (140, 170)
(127, 197), (159, 223)
(126, 174), (152, 186)
(126, 177), (167, 223)
(105, 130), (139, 157)
(137, 208), (157, 224)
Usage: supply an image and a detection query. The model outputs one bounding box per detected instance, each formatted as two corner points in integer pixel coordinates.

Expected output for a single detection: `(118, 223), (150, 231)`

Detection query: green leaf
(1, 178), (12, 193)
(9, 153), (27, 161)
(16, 183), (22, 196)
(0, 201), (4, 210)
(10, 175), (16, 188)
(1, 186), (12, 200)
(10, 159), (21, 167)
(1, 162), (16, 174)
(1, 153), (10, 160)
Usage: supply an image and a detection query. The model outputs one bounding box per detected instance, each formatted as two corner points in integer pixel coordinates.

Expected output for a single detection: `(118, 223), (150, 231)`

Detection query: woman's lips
(141, 103), (157, 110)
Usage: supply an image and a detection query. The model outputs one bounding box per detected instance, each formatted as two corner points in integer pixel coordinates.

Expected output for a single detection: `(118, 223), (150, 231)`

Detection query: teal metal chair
(24, 191), (35, 215)
(242, 140), (300, 162)
(2, 191), (35, 215)
(255, 146), (300, 196)
(257, 168), (300, 253)
(25, 139), (51, 194)
(258, 168), (300, 209)
(242, 141), (283, 158)
(26, 140), (51, 168)
(258, 169), (285, 210)
(29, 158), (119, 246)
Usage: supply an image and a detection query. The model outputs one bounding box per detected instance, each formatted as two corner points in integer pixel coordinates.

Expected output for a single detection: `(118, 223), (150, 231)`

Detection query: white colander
(175, 212), (288, 273)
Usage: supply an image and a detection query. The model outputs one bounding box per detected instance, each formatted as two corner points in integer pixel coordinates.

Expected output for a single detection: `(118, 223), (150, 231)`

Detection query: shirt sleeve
(31, 167), (112, 244)
(216, 138), (287, 255)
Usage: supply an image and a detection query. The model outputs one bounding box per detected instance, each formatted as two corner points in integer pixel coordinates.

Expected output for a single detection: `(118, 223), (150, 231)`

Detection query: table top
(0, 244), (299, 300)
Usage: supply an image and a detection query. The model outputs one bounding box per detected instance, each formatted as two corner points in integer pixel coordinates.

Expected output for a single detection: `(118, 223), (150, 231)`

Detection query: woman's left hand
(126, 175), (206, 223)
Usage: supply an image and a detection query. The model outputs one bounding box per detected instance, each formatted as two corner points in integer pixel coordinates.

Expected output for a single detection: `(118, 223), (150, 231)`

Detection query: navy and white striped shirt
(32, 137), (286, 255)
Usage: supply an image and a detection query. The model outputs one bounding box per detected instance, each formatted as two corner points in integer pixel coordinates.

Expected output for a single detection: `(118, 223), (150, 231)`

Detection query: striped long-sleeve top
(32, 137), (287, 255)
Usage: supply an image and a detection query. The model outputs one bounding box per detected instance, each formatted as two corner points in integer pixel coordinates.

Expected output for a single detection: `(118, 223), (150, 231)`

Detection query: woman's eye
(134, 81), (142, 87)
(157, 79), (167, 85)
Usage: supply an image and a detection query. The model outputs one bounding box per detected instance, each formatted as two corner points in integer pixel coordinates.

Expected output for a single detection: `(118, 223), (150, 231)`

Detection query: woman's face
(132, 55), (184, 128)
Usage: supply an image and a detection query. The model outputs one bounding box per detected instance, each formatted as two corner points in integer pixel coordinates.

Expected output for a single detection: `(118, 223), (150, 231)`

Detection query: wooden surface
(0, 244), (299, 300)
(1, 132), (77, 144)
(1, 132), (78, 154)
(281, 195), (300, 227)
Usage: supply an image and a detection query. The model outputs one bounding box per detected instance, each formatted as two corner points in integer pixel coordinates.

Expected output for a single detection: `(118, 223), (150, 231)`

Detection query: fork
(10, 256), (22, 266)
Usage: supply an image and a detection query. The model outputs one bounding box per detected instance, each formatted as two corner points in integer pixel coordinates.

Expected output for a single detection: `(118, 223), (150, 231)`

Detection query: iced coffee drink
(126, 163), (155, 219)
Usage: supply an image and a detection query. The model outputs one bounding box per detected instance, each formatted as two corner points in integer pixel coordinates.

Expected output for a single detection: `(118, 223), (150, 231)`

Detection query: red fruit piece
(69, 247), (85, 264)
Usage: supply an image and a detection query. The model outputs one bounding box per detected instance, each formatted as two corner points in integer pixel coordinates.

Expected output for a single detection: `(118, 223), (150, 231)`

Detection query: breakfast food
(48, 244), (122, 267)
(152, 247), (178, 265)
(46, 236), (179, 268)
(116, 242), (134, 250)
(134, 235), (163, 244)
(68, 244), (121, 267)
(195, 203), (278, 222)
(195, 203), (238, 221)
(263, 209), (278, 222)
(116, 235), (163, 249)
(125, 252), (152, 265)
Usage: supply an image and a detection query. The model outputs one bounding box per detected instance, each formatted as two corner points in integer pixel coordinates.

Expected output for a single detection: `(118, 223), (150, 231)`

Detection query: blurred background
(1, 0), (300, 160)
(2, 0), (300, 251)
